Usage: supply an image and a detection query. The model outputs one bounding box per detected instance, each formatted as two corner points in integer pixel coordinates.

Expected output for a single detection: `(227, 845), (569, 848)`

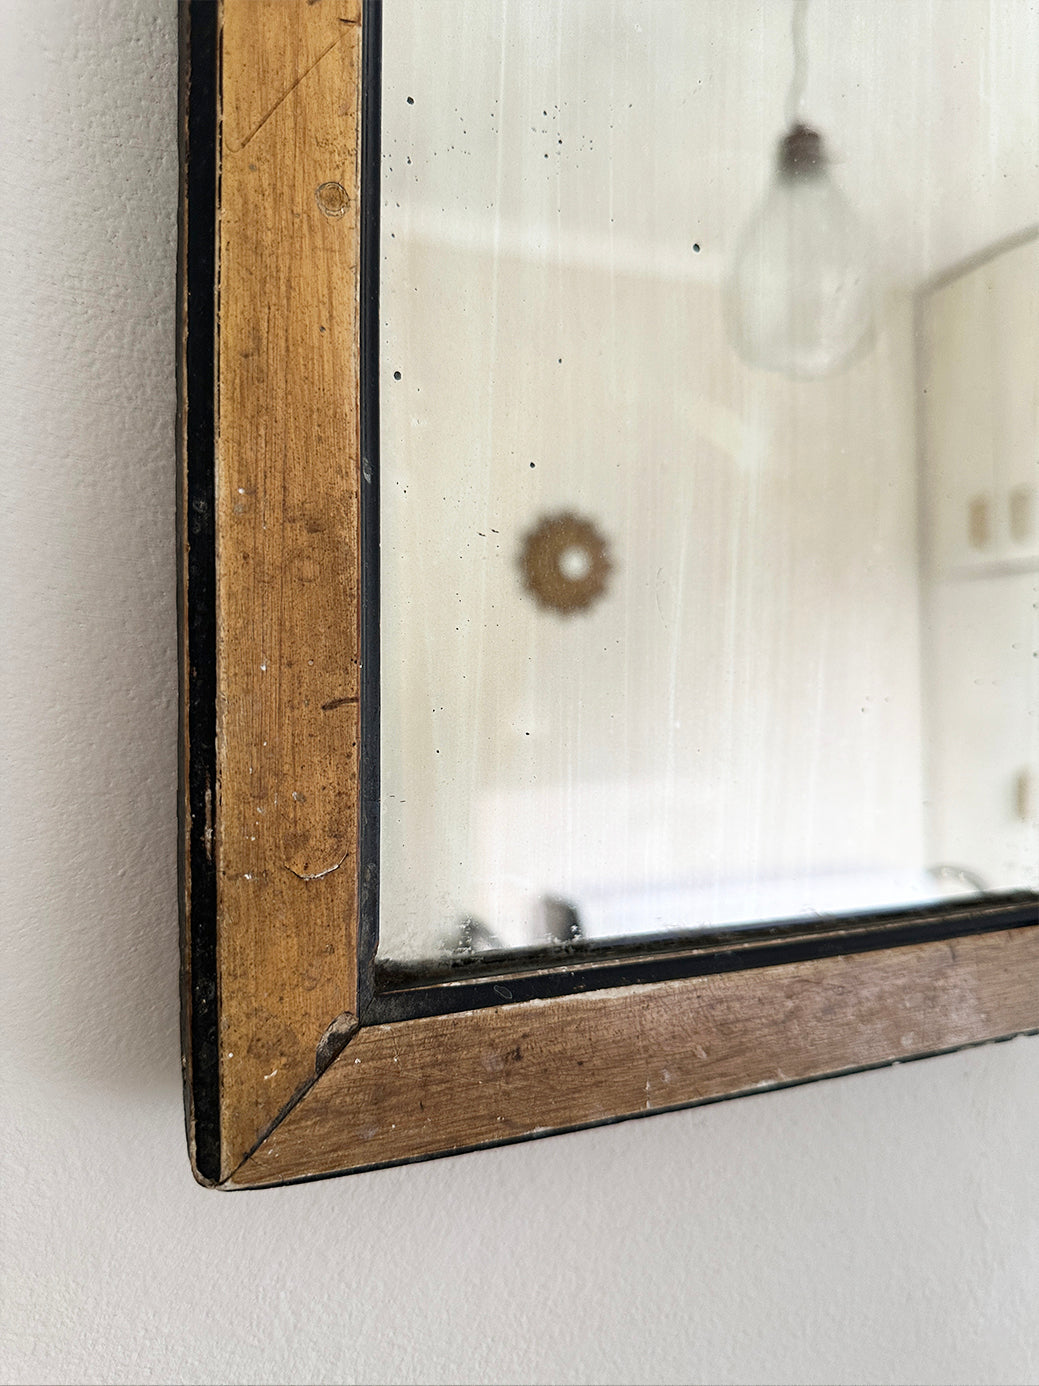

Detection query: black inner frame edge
(357, 0), (383, 1017)
(180, 0), (221, 1185)
(357, 2), (1037, 1028)
(367, 894), (1039, 1025)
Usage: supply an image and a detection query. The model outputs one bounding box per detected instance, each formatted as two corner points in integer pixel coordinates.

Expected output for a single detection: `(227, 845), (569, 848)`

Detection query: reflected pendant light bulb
(726, 93), (875, 379)
(726, 123), (875, 379)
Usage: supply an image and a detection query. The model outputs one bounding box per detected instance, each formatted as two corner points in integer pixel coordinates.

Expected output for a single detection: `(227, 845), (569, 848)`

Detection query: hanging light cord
(784, 0), (810, 128)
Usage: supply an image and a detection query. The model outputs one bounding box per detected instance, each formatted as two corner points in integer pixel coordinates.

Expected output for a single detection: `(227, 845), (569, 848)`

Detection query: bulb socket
(778, 123), (826, 178)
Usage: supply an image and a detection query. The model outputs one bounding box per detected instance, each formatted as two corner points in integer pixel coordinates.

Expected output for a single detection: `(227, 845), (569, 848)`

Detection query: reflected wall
(377, 0), (1039, 961)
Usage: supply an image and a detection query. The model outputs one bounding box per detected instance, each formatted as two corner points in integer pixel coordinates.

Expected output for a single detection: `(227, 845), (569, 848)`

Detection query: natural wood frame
(178, 0), (1038, 1189)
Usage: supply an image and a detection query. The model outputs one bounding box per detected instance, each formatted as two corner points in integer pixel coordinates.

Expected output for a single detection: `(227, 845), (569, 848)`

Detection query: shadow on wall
(2, 0), (182, 1102)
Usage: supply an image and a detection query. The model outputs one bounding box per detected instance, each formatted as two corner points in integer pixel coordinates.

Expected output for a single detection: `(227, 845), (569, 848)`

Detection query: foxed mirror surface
(376, 0), (1038, 966)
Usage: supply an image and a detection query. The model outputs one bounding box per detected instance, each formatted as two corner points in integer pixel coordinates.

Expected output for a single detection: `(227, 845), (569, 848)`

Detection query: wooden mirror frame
(178, 0), (1038, 1189)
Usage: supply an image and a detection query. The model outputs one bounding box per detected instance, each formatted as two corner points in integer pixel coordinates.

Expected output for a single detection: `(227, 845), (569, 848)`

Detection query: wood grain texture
(216, 0), (363, 1177)
(231, 927), (1039, 1186)
(221, 0), (362, 157)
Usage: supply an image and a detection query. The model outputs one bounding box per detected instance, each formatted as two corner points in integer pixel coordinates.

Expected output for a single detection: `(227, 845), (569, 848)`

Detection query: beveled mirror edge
(179, 0), (1039, 1189)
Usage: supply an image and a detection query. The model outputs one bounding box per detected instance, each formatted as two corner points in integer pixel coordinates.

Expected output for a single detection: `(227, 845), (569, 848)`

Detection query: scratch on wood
(285, 849), (350, 882)
(232, 35), (343, 153)
(321, 695), (359, 711)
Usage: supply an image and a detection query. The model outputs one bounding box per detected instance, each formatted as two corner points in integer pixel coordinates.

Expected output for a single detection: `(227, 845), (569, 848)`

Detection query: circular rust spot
(315, 181), (350, 217)
(519, 512), (613, 615)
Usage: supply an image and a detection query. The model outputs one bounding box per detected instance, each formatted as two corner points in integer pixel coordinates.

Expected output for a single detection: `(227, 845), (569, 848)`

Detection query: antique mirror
(178, 0), (1038, 1187)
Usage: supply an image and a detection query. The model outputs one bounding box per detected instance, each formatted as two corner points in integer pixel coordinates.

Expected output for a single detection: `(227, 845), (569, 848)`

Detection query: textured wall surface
(1, 2), (1037, 1384)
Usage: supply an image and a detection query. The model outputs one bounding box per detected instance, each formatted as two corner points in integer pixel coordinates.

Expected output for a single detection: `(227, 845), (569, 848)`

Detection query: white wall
(380, 240), (926, 957)
(378, 1), (937, 958)
(2, 4), (1037, 1385)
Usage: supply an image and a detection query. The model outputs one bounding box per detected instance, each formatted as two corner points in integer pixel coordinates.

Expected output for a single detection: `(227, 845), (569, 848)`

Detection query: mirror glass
(376, 0), (1038, 964)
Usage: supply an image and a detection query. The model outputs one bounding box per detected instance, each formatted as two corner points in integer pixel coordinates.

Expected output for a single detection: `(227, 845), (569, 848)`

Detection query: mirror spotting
(376, 0), (1038, 964)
